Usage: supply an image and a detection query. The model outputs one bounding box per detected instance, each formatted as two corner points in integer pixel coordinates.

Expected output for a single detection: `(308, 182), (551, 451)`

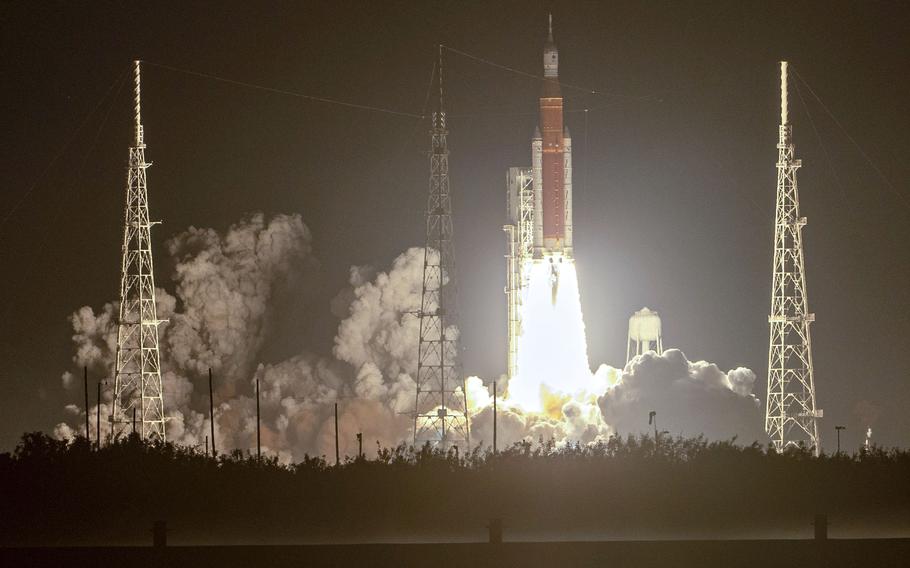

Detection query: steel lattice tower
(111, 61), (167, 441)
(413, 48), (469, 449)
(765, 61), (821, 456)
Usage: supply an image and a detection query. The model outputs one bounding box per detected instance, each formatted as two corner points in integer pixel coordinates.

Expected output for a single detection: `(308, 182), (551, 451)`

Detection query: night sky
(1, 1), (907, 452)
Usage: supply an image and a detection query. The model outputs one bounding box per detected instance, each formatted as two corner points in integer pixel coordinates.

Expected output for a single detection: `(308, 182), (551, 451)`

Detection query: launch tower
(414, 48), (470, 449)
(765, 61), (821, 455)
(110, 61), (167, 441)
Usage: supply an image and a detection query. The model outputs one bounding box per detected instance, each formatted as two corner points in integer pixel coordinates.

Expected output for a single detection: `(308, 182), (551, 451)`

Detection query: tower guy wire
(792, 68), (909, 211)
(0, 66), (130, 234)
(142, 61), (423, 119)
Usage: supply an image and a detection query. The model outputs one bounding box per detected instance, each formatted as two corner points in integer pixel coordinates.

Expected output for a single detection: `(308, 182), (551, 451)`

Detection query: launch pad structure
(110, 61), (167, 441)
(764, 61), (822, 456)
(57, 22), (830, 459)
(413, 47), (470, 449)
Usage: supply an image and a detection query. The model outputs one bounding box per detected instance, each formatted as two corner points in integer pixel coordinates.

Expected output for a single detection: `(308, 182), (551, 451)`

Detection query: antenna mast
(765, 61), (821, 456)
(111, 60), (167, 441)
(413, 47), (469, 449)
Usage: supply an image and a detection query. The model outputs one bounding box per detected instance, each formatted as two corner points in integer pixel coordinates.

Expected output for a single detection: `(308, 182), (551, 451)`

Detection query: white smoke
(57, 211), (767, 459)
(163, 212), (316, 384)
(58, 219), (423, 460)
(597, 349), (765, 443)
(59, 213), (323, 454)
(332, 247), (424, 380)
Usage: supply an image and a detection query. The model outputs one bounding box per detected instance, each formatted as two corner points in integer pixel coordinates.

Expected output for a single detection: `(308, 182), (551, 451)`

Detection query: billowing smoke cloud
(597, 349), (766, 443)
(57, 212), (767, 459)
(164, 212), (317, 384)
(58, 218), (423, 460)
(59, 213), (318, 449)
(332, 247), (424, 381)
(468, 349), (764, 450)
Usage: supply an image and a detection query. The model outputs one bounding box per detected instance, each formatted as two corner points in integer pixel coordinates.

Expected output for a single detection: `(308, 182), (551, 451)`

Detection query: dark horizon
(1, 1), (908, 452)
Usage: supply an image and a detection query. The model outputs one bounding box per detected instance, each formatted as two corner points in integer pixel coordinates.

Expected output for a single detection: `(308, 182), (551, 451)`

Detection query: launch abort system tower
(111, 61), (167, 441)
(765, 61), (821, 456)
(414, 49), (469, 449)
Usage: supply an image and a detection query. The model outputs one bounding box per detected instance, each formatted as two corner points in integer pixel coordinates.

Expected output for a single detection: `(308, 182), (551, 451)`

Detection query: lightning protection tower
(765, 61), (821, 456)
(414, 47), (469, 449)
(111, 61), (167, 441)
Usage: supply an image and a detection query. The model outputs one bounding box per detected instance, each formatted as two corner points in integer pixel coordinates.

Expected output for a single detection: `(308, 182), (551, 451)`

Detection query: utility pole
(764, 61), (822, 456)
(413, 45), (469, 450)
(493, 382), (497, 455)
(835, 425), (845, 455)
(95, 381), (101, 449)
(83, 366), (89, 441)
(209, 368), (216, 458)
(334, 402), (340, 466)
(256, 376), (261, 461)
(649, 410), (658, 446)
(110, 60), (167, 442)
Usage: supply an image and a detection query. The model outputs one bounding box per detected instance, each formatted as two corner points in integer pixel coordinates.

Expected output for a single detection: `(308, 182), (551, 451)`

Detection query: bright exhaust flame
(508, 258), (598, 413)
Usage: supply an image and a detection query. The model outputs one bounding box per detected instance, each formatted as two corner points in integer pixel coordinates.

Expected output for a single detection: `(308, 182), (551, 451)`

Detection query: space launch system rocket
(534, 14), (572, 257)
(503, 15), (575, 376)
(533, 15), (573, 299)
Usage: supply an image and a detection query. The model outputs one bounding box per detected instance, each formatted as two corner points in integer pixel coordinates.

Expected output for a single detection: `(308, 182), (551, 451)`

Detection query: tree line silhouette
(2, 431), (908, 545)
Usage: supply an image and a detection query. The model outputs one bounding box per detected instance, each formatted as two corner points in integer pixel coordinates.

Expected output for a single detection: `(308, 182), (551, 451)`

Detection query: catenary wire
(2, 69), (129, 320)
(143, 61), (424, 119)
(792, 68), (908, 211)
(442, 43), (663, 104)
(0, 66), (131, 233)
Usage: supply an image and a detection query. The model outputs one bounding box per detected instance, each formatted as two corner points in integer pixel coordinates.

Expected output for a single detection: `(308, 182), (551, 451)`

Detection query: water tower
(627, 307), (663, 365)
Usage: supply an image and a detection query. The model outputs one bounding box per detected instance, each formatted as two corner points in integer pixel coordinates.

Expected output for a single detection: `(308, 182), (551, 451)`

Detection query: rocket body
(533, 21), (573, 260)
(531, 18), (572, 302)
(541, 77), (565, 251)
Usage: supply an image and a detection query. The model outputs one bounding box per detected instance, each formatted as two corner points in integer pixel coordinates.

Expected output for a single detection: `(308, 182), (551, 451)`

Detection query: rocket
(532, 15), (573, 301)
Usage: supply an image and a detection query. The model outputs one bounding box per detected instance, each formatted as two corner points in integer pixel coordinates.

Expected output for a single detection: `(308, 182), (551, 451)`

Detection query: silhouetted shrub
(1, 431), (907, 545)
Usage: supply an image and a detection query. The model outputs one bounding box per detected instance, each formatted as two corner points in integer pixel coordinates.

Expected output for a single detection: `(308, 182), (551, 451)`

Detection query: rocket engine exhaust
(503, 14), (590, 401)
